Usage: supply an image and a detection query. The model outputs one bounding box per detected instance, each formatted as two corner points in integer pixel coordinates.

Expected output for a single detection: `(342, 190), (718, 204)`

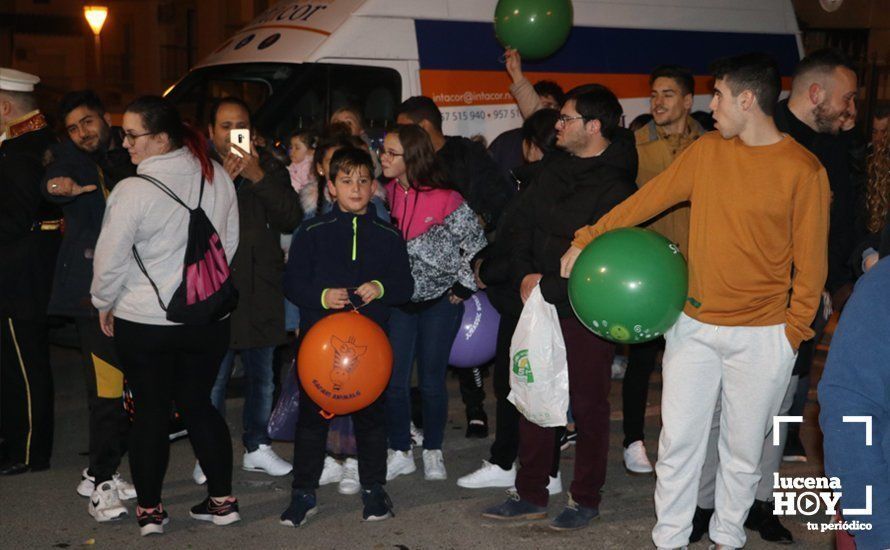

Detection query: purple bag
(268, 359), (300, 441)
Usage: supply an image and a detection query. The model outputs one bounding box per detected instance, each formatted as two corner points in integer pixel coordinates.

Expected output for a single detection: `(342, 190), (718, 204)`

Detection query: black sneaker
(280, 490), (317, 527)
(689, 506), (713, 543)
(137, 505), (169, 537)
(559, 428), (578, 451)
(361, 485), (394, 521)
(745, 499), (793, 544)
(549, 496), (599, 531)
(482, 491), (547, 521)
(189, 496), (241, 526)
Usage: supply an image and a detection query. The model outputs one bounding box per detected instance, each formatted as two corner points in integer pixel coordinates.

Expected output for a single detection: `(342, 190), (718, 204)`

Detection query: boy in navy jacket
(281, 147), (412, 526)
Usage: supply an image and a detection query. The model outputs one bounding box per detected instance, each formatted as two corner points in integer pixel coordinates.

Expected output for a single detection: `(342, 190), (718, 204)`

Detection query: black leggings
(115, 317), (232, 508)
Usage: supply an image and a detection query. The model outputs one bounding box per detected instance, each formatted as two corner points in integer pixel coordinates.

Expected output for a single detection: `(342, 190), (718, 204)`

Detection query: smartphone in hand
(230, 129), (250, 158)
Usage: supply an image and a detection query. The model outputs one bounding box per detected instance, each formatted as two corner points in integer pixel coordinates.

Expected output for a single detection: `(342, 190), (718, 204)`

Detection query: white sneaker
(242, 444), (293, 476)
(193, 461), (207, 485)
(422, 449), (447, 481)
(410, 422), (424, 448)
(77, 468), (137, 501)
(457, 460), (516, 489)
(338, 458), (360, 495)
(386, 449), (416, 481)
(623, 440), (654, 475)
(88, 481), (128, 522)
(547, 472), (563, 495)
(319, 455), (343, 485)
(508, 472), (563, 495)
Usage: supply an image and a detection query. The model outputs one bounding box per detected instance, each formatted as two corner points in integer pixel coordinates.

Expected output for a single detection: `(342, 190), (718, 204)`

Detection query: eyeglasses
(379, 149), (404, 158)
(557, 115), (586, 125)
(122, 130), (154, 146)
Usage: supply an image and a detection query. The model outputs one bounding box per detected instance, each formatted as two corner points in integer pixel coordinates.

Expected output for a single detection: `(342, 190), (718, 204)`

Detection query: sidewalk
(0, 342), (833, 549)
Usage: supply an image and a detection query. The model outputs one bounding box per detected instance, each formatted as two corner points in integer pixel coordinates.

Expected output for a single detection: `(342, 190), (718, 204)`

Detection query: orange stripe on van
(420, 70), (791, 107)
(237, 24), (332, 36)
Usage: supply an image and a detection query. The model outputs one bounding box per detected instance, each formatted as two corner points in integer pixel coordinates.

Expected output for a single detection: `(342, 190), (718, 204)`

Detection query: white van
(165, 0), (802, 145)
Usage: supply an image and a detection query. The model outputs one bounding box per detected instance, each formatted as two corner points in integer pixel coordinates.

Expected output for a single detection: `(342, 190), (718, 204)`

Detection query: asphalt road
(0, 341), (834, 549)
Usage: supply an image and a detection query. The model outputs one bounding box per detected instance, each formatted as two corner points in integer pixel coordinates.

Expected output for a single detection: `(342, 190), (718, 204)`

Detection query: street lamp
(84, 5), (108, 78)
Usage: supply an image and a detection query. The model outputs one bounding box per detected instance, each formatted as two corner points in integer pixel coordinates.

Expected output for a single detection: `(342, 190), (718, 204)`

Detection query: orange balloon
(297, 311), (393, 417)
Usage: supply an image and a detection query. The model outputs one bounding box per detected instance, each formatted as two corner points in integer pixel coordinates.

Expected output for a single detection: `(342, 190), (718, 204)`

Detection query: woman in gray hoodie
(90, 96), (240, 536)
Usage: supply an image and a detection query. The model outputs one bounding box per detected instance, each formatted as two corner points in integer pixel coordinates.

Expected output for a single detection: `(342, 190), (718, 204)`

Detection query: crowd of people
(0, 43), (888, 549)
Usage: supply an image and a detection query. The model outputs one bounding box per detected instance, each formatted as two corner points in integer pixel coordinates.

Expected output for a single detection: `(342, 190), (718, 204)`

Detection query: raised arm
(785, 168), (831, 349)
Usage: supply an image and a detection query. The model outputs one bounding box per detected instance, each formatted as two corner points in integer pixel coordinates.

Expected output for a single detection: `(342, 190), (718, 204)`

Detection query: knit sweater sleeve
(785, 167), (831, 349)
(509, 77), (543, 119)
(572, 138), (699, 249)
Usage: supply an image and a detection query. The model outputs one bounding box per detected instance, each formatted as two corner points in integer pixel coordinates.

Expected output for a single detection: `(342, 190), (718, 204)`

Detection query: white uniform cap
(0, 68), (40, 92)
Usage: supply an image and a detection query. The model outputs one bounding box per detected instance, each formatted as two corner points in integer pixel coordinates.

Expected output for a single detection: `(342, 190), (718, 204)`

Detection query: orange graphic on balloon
(297, 311), (393, 418)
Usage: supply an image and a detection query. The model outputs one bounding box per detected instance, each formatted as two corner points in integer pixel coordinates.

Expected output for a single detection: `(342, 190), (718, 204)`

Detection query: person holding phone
(203, 97), (302, 484)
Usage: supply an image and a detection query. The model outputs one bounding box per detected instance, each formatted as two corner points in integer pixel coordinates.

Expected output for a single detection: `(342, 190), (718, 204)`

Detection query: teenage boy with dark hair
(691, 48), (859, 545)
(562, 53), (830, 549)
(280, 147), (413, 527)
(42, 89), (137, 521)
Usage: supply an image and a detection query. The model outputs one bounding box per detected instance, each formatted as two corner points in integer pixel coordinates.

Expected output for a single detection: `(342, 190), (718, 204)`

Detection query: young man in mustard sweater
(561, 54), (830, 550)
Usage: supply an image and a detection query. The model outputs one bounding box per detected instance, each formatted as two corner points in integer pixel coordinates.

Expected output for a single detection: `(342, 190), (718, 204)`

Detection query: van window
(167, 62), (401, 147)
(267, 63), (401, 144)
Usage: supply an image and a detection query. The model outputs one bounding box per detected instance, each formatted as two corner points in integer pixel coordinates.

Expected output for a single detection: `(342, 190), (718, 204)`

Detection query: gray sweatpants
(652, 314), (797, 549)
(698, 374), (800, 507)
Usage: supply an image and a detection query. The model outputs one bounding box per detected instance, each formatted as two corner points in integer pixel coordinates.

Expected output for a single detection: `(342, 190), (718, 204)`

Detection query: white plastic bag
(507, 285), (569, 427)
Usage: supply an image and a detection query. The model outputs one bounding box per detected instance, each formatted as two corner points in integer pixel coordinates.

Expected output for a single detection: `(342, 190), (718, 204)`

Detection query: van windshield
(166, 62), (401, 147)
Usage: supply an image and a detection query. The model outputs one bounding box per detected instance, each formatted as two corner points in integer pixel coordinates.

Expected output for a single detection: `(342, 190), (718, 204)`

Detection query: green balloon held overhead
(494, 0), (574, 60)
(568, 228), (688, 344)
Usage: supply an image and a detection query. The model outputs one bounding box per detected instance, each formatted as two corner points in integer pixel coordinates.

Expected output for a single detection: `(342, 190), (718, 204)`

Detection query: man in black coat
(0, 69), (61, 475)
(42, 90), (137, 519)
(483, 85), (637, 531)
(396, 96), (515, 438)
(205, 97), (302, 480)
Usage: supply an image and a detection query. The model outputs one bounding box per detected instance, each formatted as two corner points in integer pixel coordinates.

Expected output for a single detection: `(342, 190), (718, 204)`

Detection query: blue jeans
(386, 296), (462, 451)
(211, 346), (275, 451)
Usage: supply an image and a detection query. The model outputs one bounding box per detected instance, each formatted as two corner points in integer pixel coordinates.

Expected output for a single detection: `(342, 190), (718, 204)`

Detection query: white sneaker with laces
(242, 444), (293, 476)
(386, 449), (416, 481)
(338, 458), (360, 495)
(319, 455), (343, 485)
(457, 460), (515, 488)
(193, 461), (207, 485)
(77, 469), (137, 500)
(422, 449), (447, 481)
(88, 481), (128, 522)
(623, 440), (654, 475)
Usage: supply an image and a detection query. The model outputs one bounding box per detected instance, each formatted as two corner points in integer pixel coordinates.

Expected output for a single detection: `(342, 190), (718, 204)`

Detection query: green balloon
(494, 0), (573, 60)
(568, 228), (688, 344)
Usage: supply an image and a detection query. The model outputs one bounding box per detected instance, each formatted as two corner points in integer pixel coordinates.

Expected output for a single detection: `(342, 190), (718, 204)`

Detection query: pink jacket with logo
(385, 180), (463, 241)
(384, 180), (487, 301)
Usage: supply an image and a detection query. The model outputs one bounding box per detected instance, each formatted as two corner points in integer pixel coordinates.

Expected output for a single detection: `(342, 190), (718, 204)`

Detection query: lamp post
(84, 5), (108, 78)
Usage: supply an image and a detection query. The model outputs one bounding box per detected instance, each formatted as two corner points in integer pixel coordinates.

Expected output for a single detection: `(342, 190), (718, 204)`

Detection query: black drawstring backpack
(132, 174), (239, 325)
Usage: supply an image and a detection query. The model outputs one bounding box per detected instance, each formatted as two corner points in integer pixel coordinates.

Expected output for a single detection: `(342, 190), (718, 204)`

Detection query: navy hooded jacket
(285, 202), (413, 331)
